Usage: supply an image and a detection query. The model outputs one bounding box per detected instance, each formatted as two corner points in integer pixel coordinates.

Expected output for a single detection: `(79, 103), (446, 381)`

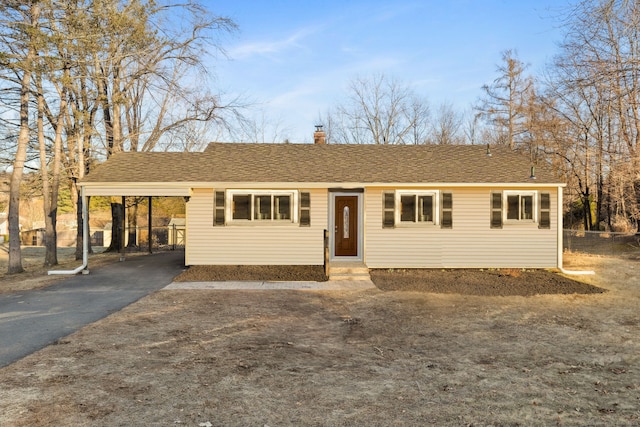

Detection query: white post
(82, 185), (88, 273)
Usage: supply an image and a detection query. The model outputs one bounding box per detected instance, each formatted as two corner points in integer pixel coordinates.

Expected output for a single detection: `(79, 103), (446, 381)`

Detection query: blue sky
(208, 0), (574, 143)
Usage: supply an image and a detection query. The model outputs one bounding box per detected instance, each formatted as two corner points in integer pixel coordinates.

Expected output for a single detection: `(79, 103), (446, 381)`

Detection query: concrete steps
(328, 261), (370, 281)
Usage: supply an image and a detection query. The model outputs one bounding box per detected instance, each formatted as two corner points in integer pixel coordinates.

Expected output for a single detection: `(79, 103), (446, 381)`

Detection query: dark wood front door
(335, 196), (358, 257)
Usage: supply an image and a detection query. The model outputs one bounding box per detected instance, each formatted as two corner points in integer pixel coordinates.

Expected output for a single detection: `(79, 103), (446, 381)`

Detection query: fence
(563, 229), (640, 256)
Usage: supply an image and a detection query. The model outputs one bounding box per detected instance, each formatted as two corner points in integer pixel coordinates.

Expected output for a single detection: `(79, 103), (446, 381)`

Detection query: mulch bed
(174, 265), (606, 297)
(174, 265), (328, 282)
(370, 268), (606, 296)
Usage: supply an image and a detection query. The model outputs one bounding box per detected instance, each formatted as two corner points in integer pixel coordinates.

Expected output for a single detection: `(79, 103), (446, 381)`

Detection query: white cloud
(229, 24), (323, 60)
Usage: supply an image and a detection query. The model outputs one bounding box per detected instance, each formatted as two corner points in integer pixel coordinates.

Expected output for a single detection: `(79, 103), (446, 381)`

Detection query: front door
(334, 196), (358, 257)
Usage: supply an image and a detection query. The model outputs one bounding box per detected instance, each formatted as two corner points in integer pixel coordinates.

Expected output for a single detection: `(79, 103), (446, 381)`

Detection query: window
(400, 194), (432, 222)
(491, 191), (545, 228)
(504, 191), (536, 223)
(252, 194), (291, 220)
(382, 191), (449, 227)
(399, 192), (437, 224)
(226, 190), (298, 224)
(233, 194), (251, 220)
(506, 193), (534, 221)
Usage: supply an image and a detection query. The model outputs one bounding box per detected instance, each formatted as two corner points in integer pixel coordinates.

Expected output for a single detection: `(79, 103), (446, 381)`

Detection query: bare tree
(544, 0), (640, 231)
(462, 109), (483, 145)
(428, 101), (464, 145)
(325, 74), (429, 144)
(230, 108), (292, 143)
(0, 2), (42, 273)
(0, 0), (240, 270)
(477, 50), (533, 149)
(404, 95), (431, 144)
(72, 0), (238, 251)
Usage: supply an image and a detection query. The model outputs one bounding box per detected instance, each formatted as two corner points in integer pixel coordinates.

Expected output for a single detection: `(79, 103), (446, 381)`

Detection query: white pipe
(559, 267), (595, 275)
(48, 186), (89, 275)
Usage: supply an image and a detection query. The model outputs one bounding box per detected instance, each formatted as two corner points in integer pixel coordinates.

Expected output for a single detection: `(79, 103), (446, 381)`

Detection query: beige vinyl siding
(186, 188), (327, 265)
(365, 187), (559, 269)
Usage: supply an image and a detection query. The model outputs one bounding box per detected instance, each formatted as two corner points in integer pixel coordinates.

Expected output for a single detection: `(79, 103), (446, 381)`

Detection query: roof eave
(81, 180), (565, 197)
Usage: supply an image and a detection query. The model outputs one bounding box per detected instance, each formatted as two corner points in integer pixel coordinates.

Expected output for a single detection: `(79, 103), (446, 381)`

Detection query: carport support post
(148, 196), (152, 254)
(80, 186), (89, 273)
(120, 196), (126, 261)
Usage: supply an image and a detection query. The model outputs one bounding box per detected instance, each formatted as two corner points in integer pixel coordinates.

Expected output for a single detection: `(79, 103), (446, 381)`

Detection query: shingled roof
(82, 142), (561, 185)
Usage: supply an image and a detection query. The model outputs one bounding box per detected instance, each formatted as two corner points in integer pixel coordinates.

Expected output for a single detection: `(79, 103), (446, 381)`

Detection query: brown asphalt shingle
(82, 142), (561, 184)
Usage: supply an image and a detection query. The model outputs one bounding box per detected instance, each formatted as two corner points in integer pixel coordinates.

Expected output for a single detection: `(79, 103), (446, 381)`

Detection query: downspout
(557, 186), (595, 276)
(560, 267), (595, 275)
(48, 185), (89, 275)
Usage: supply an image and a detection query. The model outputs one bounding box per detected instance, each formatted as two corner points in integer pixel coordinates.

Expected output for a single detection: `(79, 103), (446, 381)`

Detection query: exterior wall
(364, 187), (559, 269)
(186, 188), (328, 265)
(185, 185), (560, 268)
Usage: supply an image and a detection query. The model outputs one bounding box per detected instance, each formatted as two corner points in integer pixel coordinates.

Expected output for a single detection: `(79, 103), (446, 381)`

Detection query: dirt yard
(0, 253), (639, 425)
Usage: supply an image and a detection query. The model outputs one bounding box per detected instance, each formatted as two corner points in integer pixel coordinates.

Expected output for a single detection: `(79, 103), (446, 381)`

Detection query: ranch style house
(80, 131), (565, 273)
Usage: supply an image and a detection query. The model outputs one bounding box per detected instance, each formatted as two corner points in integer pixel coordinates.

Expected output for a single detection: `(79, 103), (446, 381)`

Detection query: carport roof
(81, 142), (563, 185)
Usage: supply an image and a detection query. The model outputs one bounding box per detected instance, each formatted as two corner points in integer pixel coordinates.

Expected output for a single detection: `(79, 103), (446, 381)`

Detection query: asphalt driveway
(0, 251), (185, 368)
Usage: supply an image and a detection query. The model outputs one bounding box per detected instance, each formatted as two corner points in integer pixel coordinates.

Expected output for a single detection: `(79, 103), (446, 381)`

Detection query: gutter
(48, 186), (89, 275)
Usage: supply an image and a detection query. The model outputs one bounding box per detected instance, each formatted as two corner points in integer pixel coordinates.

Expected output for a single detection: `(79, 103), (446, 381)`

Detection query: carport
(50, 180), (191, 275)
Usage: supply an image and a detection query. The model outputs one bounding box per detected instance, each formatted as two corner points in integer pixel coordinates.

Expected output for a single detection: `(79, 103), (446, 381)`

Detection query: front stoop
(328, 261), (370, 281)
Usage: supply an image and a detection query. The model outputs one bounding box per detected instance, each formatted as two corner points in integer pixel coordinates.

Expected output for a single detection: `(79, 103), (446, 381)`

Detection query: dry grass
(0, 253), (639, 425)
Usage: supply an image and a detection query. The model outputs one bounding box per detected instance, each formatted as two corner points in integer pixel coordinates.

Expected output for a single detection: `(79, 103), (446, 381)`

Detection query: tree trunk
(127, 201), (138, 248)
(7, 7), (38, 273)
(582, 188), (592, 231)
(36, 77), (57, 267)
(105, 202), (124, 252)
(596, 174), (604, 230)
(635, 180), (640, 233)
(74, 191), (93, 260)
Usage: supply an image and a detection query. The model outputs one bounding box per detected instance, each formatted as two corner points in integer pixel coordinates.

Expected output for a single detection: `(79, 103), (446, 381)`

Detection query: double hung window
(400, 193), (436, 223)
(506, 192), (535, 221)
(490, 191), (550, 228)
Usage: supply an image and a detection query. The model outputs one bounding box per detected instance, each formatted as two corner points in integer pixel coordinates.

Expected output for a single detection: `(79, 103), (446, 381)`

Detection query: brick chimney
(313, 125), (326, 144)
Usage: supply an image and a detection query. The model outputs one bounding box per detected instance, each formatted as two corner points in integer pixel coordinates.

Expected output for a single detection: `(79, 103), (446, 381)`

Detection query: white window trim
(395, 190), (440, 226)
(226, 190), (299, 225)
(503, 190), (537, 224)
